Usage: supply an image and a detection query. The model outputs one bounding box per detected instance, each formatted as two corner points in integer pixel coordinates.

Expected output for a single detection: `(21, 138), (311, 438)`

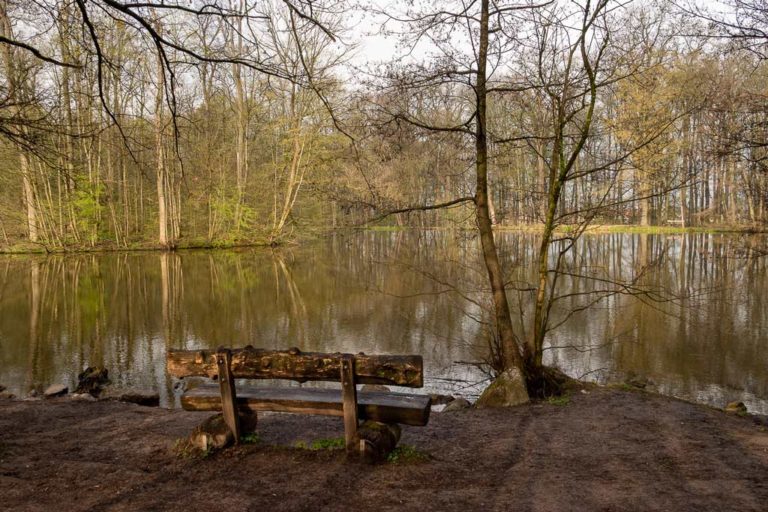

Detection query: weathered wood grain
(216, 349), (241, 442)
(167, 347), (423, 387)
(181, 385), (432, 426)
(340, 355), (358, 454)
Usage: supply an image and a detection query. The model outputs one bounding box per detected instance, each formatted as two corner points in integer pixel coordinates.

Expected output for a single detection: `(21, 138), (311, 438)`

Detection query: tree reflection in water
(0, 231), (765, 412)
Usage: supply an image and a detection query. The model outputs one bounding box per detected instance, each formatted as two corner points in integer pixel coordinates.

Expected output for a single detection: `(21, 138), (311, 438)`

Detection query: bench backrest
(167, 346), (424, 388)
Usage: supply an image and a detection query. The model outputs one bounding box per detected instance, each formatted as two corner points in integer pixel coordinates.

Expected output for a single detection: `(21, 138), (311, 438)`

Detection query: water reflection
(0, 231), (765, 413)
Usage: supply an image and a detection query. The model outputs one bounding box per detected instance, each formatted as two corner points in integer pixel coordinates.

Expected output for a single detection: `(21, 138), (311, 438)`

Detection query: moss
(476, 367), (529, 407)
(386, 445), (430, 464)
(611, 382), (644, 393)
(546, 395), (571, 406)
(294, 437), (346, 451)
(309, 437), (346, 450)
(172, 438), (212, 459)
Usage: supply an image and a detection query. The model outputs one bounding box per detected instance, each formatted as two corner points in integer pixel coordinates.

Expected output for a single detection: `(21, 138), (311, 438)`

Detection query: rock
(75, 366), (110, 396)
(101, 389), (160, 407)
(429, 394), (455, 405)
(476, 367), (530, 408)
(43, 384), (68, 398)
(0, 391), (15, 399)
(190, 414), (234, 451)
(361, 384), (390, 393)
(189, 411), (259, 452)
(725, 401), (748, 415)
(70, 393), (97, 402)
(442, 398), (472, 412)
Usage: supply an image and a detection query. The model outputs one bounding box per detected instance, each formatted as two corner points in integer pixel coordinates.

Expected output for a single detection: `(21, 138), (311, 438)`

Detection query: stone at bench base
(356, 421), (401, 464)
(190, 411), (259, 451)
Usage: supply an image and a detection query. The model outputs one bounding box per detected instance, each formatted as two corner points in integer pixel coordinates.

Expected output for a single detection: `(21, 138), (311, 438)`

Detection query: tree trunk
(1, 1), (39, 243)
(474, 0), (524, 374)
(154, 51), (169, 248)
(640, 177), (651, 227)
(20, 153), (39, 242)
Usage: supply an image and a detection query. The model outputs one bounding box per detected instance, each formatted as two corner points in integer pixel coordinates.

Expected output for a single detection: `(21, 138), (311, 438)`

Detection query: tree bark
(474, 0), (523, 374)
(154, 48), (169, 247)
(20, 153), (38, 242)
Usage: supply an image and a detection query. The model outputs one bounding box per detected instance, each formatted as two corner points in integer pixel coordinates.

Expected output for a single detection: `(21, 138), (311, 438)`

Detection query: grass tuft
(240, 432), (261, 445)
(386, 445), (430, 464)
(294, 437), (346, 451)
(546, 395), (571, 406)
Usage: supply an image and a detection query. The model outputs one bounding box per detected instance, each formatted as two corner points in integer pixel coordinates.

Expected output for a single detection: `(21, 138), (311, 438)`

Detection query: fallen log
(188, 410), (259, 452)
(167, 347), (423, 387)
(356, 421), (402, 463)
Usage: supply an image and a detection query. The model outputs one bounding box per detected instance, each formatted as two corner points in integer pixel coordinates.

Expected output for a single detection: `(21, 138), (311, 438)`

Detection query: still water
(0, 231), (766, 413)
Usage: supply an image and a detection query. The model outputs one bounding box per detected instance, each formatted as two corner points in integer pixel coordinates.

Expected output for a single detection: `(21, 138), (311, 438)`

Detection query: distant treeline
(0, 0), (766, 250)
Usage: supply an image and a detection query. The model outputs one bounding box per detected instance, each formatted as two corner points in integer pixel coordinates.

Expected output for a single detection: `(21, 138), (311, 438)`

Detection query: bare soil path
(0, 387), (766, 511)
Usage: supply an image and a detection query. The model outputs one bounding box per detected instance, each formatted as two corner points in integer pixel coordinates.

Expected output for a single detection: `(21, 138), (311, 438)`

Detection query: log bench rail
(167, 347), (432, 457)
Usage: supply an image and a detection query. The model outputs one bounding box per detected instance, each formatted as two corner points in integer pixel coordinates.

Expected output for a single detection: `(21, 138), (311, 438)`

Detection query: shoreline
(0, 225), (765, 256)
(1, 385), (766, 511)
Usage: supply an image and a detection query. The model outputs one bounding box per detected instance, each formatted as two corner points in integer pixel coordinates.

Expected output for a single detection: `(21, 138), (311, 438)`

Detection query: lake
(0, 230), (766, 413)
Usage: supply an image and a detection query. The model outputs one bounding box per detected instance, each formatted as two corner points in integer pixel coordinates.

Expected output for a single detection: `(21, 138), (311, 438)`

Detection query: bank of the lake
(494, 223), (768, 235)
(1, 386), (766, 512)
(1, 230), (767, 414)
(1, 224), (765, 255)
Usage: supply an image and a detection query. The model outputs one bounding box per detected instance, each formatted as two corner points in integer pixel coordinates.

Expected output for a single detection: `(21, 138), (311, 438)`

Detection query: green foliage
(75, 272), (103, 330)
(240, 432), (261, 444)
(309, 437), (345, 450)
(546, 395), (571, 406)
(293, 437), (345, 450)
(386, 445), (430, 464)
(72, 184), (105, 246)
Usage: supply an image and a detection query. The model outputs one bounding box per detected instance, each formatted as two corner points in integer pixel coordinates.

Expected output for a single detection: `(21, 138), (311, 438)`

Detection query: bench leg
(340, 355), (358, 455)
(217, 348), (241, 443)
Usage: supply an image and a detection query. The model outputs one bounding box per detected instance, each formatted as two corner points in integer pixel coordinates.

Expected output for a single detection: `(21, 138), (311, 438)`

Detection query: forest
(0, 0), (766, 252)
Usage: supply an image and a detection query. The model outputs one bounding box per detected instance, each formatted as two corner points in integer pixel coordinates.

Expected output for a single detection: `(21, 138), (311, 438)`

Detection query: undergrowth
(386, 445), (430, 464)
(546, 395), (571, 406)
(240, 432), (261, 444)
(294, 437), (346, 450)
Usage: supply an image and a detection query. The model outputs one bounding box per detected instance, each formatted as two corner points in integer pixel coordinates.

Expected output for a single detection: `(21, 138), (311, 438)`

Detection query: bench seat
(182, 384), (432, 426)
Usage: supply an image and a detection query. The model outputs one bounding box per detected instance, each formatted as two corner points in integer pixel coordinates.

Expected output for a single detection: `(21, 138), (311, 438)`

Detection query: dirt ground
(0, 387), (767, 512)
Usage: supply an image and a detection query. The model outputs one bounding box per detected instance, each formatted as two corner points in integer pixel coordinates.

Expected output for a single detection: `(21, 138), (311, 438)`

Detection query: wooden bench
(167, 346), (431, 458)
